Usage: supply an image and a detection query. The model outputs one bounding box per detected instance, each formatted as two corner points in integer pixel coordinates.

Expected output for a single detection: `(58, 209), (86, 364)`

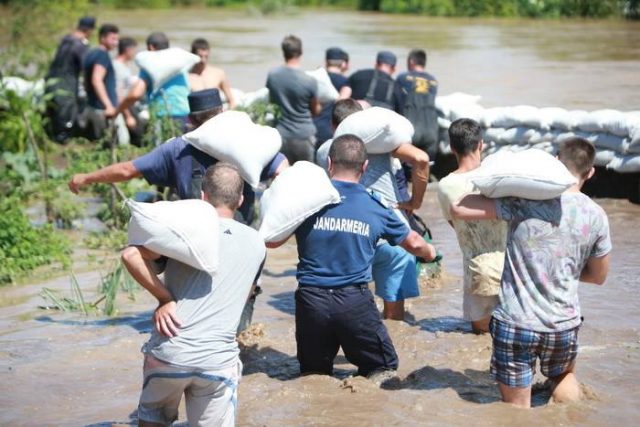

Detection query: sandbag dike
(432, 93), (640, 204)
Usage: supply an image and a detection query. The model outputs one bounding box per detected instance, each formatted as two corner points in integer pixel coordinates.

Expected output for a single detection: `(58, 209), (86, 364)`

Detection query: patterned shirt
(493, 192), (612, 332)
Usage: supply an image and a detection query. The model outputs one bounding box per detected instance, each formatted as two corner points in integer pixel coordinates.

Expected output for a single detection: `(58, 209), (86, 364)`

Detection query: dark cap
(376, 50), (397, 67)
(326, 47), (348, 61)
(188, 89), (222, 113)
(77, 16), (96, 30)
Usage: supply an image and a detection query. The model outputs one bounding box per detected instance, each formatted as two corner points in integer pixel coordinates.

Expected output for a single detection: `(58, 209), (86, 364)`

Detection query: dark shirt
(46, 34), (89, 96)
(395, 70), (438, 103)
(313, 72), (349, 145)
(83, 48), (118, 110)
(295, 180), (410, 287)
(132, 136), (285, 223)
(347, 69), (404, 114)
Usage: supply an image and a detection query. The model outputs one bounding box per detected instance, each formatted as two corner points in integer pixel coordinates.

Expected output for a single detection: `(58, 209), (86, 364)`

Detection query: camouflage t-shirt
(493, 192), (612, 332)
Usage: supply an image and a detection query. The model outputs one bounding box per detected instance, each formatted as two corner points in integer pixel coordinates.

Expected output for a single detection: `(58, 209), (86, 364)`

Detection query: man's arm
(68, 160), (142, 194)
(450, 194), (498, 221)
(219, 71), (237, 109)
(339, 85), (352, 100)
(91, 64), (116, 116)
(310, 97), (321, 117)
(121, 246), (182, 337)
(580, 254), (609, 285)
(111, 78), (146, 118)
(265, 235), (291, 249)
(400, 230), (436, 262)
(393, 144), (430, 213)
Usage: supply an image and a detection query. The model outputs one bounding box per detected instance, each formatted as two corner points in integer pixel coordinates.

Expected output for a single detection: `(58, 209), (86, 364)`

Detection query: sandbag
(259, 161), (341, 243)
(238, 87), (269, 108)
(135, 48), (200, 90)
(449, 102), (484, 122)
(539, 107), (571, 131)
(470, 149), (577, 200)
(306, 68), (339, 104)
(628, 121), (640, 153)
(184, 111), (282, 189)
(594, 149), (616, 167)
(1, 76), (45, 98)
(498, 127), (540, 145)
(334, 107), (414, 154)
(482, 105), (543, 130)
(468, 251), (504, 297)
(437, 117), (452, 129)
(315, 138), (332, 171)
(483, 128), (507, 144)
(576, 109), (628, 135)
(435, 92), (482, 118)
(606, 154), (640, 173)
(127, 199), (219, 274)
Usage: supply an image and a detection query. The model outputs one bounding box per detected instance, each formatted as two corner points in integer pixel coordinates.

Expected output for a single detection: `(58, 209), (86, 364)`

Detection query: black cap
(326, 47), (348, 61)
(376, 50), (397, 67)
(77, 16), (96, 30)
(188, 89), (222, 113)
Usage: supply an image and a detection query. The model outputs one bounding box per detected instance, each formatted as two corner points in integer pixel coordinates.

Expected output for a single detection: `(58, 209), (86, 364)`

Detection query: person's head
(448, 118), (483, 157)
(407, 49), (427, 70)
(146, 32), (169, 51)
(77, 16), (96, 37)
(98, 24), (119, 51)
(118, 37), (137, 60)
(281, 35), (302, 61)
(188, 89), (223, 127)
(191, 38), (210, 64)
(331, 98), (363, 130)
(325, 47), (349, 72)
(375, 51), (397, 75)
(328, 134), (368, 180)
(202, 162), (244, 212)
(558, 137), (596, 182)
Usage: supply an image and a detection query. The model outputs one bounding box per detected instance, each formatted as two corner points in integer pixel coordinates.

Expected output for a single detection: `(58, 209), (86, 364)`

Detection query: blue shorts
(372, 243), (419, 302)
(490, 317), (579, 388)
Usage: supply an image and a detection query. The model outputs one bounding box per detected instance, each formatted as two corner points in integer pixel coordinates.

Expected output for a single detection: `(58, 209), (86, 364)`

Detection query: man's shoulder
(438, 172), (474, 200)
(220, 219), (266, 255)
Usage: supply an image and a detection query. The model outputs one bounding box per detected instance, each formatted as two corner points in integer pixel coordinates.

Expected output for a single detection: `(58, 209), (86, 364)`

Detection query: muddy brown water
(1, 8), (639, 426)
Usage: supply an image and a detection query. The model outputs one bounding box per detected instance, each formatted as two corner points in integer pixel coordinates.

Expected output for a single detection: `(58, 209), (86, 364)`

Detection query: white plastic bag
(470, 149), (577, 200)
(334, 107), (414, 154)
(184, 111), (282, 189)
(306, 67), (339, 104)
(135, 48), (200, 90)
(259, 161), (341, 243)
(127, 199), (219, 274)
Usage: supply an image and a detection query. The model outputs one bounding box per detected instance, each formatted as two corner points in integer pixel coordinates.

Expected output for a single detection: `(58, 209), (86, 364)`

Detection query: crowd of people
(55, 15), (611, 426)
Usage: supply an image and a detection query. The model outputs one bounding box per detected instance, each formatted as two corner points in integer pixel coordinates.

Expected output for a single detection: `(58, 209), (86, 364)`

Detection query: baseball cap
(78, 16), (96, 30)
(326, 47), (349, 61)
(376, 51), (397, 67)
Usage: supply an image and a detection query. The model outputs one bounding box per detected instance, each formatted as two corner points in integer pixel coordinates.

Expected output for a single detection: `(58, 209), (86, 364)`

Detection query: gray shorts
(138, 356), (242, 426)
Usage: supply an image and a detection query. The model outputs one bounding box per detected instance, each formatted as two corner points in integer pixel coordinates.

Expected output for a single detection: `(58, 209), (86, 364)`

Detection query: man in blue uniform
(268, 134), (436, 380)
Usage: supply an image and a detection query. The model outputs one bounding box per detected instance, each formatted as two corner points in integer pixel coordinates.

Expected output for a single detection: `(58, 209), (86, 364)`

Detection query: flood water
(1, 8), (639, 426)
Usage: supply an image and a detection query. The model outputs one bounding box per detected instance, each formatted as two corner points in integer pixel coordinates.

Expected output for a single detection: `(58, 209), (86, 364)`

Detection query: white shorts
(138, 356), (242, 426)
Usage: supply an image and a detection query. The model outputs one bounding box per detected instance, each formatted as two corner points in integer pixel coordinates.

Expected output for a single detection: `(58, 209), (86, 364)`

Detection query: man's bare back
(189, 65), (236, 108)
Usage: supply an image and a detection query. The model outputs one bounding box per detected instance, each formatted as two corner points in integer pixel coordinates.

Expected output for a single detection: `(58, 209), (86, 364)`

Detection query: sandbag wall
(435, 93), (640, 173)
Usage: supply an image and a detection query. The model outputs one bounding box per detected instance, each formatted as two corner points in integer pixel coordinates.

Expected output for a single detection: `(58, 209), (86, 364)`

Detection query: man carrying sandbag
(266, 35), (321, 164)
(450, 138), (611, 408)
(110, 32), (191, 135)
(347, 51), (404, 114)
(437, 119), (507, 334)
(69, 89), (287, 332)
(268, 134), (436, 382)
(319, 99), (431, 321)
(122, 163), (266, 426)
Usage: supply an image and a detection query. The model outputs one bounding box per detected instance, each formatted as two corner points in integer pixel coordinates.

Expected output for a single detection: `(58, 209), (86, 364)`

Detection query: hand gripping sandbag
(470, 149), (577, 200)
(306, 68), (339, 104)
(184, 110), (282, 189)
(127, 199), (219, 274)
(259, 161), (341, 243)
(334, 107), (414, 154)
(135, 48), (200, 89)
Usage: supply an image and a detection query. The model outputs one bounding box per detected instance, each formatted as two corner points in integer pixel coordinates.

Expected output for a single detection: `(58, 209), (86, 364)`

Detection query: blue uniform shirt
(132, 136), (285, 221)
(140, 69), (190, 117)
(295, 180), (410, 287)
(83, 48), (118, 109)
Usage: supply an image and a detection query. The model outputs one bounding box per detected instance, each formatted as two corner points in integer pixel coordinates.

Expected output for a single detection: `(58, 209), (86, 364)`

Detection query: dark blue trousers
(295, 284), (399, 377)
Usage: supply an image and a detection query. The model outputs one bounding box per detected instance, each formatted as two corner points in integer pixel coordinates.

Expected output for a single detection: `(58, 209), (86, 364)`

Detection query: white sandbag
(531, 141), (556, 154)
(470, 149), (577, 200)
(483, 128), (506, 144)
(498, 127), (539, 145)
(539, 107), (571, 131)
(334, 107), (414, 154)
(575, 110), (606, 133)
(259, 161), (341, 242)
(566, 110), (590, 131)
(315, 138), (332, 172)
(435, 92), (482, 118)
(586, 132), (629, 153)
(135, 48), (199, 90)
(238, 87), (269, 108)
(594, 149), (616, 167)
(553, 131), (578, 145)
(1, 76), (45, 97)
(606, 154), (640, 173)
(438, 128), (451, 155)
(627, 118), (640, 153)
(221, 87), (244, 106)
(306, 68), (339, 104)
(127, 199), (219, 274)
(600, 109), (633, 137)
(449, 102), (484, 122)
(437, 117), (452, 129)
(501, 105), (544, 129)
(184, 111), (282, 189)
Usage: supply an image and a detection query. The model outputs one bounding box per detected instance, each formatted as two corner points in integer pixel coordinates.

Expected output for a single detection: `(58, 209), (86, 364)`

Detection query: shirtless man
(188, 38), (236, 109)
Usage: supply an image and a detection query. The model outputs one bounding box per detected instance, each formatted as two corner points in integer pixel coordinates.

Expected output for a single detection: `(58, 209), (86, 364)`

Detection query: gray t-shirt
(266, 66), (318, 139)
(143, 218), (266, 370)
(493, 193), (612, 332)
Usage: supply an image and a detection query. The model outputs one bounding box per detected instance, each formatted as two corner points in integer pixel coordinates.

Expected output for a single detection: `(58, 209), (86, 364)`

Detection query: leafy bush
(0, 197), (71, 284)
